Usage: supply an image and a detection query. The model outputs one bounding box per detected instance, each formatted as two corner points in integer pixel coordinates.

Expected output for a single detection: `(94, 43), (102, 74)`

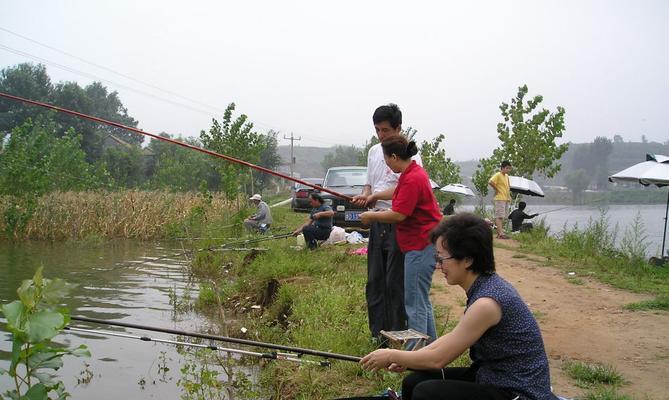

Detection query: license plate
(345, 211), (361, 221)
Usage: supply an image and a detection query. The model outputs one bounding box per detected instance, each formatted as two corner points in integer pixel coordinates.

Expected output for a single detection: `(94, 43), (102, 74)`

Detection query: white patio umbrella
(609, 154), (669, 259)
(440, 183), (476, 197)
(509, 176), (545, 197)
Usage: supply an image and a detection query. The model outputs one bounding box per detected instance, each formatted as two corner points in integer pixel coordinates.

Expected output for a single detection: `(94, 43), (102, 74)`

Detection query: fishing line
(0, 92), (352, 201)
(63, 326), (330, 367)
(69, 316), (361, 363)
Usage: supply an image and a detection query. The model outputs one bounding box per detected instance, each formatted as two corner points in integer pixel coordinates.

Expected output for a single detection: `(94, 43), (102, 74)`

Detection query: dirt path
(429, 242), (669, 400)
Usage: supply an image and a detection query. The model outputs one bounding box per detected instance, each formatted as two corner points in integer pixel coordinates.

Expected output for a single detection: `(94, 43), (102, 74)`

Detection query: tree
(492, 85), (568, 179)
(420, 134), (461, 205)
(254, 130), (281, 194)
(0, 63), (53, 134)
(200, 103), (266, 199)
(472, 156), (499, 201)
(565, 169), (590, 204)
(321, 145), (362, 171)
(0, 63), (140, 164)
(85, 82), (140, 146)
(591, 136), (613, 190)
(419, 134), (460, 186)
(613, 134), (624, 143)
(147, 134), (218, 191)
(358, 135), (379, 166)
(0, 117), (95, 197)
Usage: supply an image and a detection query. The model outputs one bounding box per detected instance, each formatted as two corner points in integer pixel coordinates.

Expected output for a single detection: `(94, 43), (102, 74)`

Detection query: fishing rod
(535, 198), (608, 215)
(63, 326), (330, 367)
(0, 92), (353, 202)
(69, 316), (361, 363)
(116, 232), (291, 269)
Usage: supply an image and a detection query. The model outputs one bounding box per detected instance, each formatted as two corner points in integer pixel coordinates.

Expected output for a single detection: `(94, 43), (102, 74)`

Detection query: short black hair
(310, 193), (324, 204)
(518, 201), (527, 210)
(381, 136), (418, 161)
(501, 160), (511, 168)
(429, 213), (495, 275)
(373, 103), (402, 129)
(449, 199), (456, 204)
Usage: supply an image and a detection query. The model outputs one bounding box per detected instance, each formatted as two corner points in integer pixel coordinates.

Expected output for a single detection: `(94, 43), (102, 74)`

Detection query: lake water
(460, 204), (668, 257)
(0, 240), (241, 399)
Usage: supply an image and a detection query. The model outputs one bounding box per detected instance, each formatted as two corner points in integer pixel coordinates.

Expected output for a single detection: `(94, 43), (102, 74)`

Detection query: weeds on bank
(563, 360), (625, 388)
(623, 295), (669, 311)
(514, 211), (669, 301)
(186, 206), (475, 398)
(0, 190), (242, 241)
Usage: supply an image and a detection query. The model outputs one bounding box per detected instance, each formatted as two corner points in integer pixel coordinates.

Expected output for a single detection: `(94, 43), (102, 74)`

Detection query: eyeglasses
(434, 254), (454, 265)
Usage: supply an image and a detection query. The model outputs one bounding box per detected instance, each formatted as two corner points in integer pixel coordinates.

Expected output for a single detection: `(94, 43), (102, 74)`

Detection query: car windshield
(325, 169), (367, 187)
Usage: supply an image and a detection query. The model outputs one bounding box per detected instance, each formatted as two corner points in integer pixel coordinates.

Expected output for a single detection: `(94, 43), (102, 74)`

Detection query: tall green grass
(0, 190), (241, 240)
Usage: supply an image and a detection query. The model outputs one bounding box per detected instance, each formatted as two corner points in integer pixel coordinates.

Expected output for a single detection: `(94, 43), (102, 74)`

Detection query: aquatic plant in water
(0, 267), (90, 399)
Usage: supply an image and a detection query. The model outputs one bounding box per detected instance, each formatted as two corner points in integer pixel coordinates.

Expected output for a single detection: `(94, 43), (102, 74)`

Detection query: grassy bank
(0, 190), (240, 241)
(189, 207), (408, 399)
(511, 214), (669, 311)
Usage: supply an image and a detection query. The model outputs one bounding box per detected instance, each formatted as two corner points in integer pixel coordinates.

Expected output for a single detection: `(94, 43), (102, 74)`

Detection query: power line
(0, 26), (226, 115)
(0, 29), (347, 146)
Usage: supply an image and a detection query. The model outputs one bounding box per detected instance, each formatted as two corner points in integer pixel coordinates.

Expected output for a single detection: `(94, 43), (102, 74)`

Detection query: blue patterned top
(466, 273), (558, 400)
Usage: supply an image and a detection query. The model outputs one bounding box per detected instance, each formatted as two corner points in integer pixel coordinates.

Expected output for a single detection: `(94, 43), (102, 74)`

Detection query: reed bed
(0, 190), (239, 241)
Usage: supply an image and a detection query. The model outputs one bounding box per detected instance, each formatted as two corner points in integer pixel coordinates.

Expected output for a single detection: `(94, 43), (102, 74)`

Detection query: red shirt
(391, 161), (442, 253)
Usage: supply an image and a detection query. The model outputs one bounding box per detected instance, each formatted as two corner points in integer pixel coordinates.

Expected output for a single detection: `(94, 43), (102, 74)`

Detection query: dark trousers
(402, 366), (516, 400)
(366, 222), (406, 337)
(303, 224), (331, 249)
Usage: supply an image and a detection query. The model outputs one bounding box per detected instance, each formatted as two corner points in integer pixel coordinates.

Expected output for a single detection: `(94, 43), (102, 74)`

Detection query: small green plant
(582, 386), (633, 400)
(563, 360), (625, 388)
(624, 295), (669, 311)
(0, 267), (90, 399)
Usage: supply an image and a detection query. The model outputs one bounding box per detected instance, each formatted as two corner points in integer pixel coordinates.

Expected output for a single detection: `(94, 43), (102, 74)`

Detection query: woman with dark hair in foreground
(360, 213), (558, 400)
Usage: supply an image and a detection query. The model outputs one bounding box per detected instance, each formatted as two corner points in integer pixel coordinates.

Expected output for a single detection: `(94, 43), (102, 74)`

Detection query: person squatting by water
(360, 135), (442, 343)
(508, 201), (538, 233)
(352, 104), (423, 343)
(243, 194), (273, 233)
(360, 213), (559, 400)
(442, 199), (456, 216)
(488, 160), (513, 239)
(292, 193), (334, 249)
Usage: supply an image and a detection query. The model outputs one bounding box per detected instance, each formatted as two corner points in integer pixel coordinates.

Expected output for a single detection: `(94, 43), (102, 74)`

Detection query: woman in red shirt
(361, 135), (442, 342)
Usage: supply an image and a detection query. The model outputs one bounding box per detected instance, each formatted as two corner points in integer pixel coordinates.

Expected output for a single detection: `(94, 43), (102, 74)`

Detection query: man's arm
(313, 209), (335, 219)
(360, 209), (406, 225)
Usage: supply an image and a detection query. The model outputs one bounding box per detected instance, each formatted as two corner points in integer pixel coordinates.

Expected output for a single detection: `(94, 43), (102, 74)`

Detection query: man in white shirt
(352, 103), (422, 343)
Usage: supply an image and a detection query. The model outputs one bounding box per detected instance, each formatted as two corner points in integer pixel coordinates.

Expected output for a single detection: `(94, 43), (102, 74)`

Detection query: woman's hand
(360, 349), (394, 372)
(388, 363), (407, 373)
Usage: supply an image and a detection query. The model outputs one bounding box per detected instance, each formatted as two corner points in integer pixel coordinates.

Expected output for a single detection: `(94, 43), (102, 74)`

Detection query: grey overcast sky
(1, 0), (667, 160)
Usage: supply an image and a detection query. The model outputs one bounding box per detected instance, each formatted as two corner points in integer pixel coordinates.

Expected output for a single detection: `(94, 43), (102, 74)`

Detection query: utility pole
(283, 132), (301, 178)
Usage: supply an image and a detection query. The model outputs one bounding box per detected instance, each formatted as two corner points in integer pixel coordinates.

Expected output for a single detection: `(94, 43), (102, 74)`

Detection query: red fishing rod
(0, 92), (352, 201)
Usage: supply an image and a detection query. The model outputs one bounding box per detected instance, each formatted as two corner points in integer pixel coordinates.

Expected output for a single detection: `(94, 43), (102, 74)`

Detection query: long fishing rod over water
(70, 316), (361, 363)
(0, 92), (352, 202)
(64, 326), (331, 367)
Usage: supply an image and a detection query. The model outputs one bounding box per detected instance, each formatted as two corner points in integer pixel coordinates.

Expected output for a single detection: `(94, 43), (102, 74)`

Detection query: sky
(1, 0), (667, 161)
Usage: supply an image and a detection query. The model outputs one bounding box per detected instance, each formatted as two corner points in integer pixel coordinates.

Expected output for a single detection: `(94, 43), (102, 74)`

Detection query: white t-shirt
(365, 143), (423, 210)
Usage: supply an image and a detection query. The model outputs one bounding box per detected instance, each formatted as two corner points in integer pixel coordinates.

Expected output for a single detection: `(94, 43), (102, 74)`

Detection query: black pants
(303, 224), (331, 249)
(402, 367), (516, 400)
(366, 222), (406, 337)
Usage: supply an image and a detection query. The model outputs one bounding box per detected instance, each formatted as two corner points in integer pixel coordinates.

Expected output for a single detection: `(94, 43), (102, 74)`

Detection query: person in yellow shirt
(488, 161), (512, 239)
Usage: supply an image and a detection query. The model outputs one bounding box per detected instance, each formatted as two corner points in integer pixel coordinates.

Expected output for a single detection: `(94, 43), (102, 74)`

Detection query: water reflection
(0, 240), (228, 399)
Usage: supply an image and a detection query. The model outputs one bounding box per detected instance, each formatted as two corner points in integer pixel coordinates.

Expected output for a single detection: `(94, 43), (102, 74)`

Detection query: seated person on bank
(243, 194), (272, 233)
(442, 199), (456, 216)
(292, 193), (334, 249)
(508, 201), (538, 233)
(360, 213), (558, 400)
